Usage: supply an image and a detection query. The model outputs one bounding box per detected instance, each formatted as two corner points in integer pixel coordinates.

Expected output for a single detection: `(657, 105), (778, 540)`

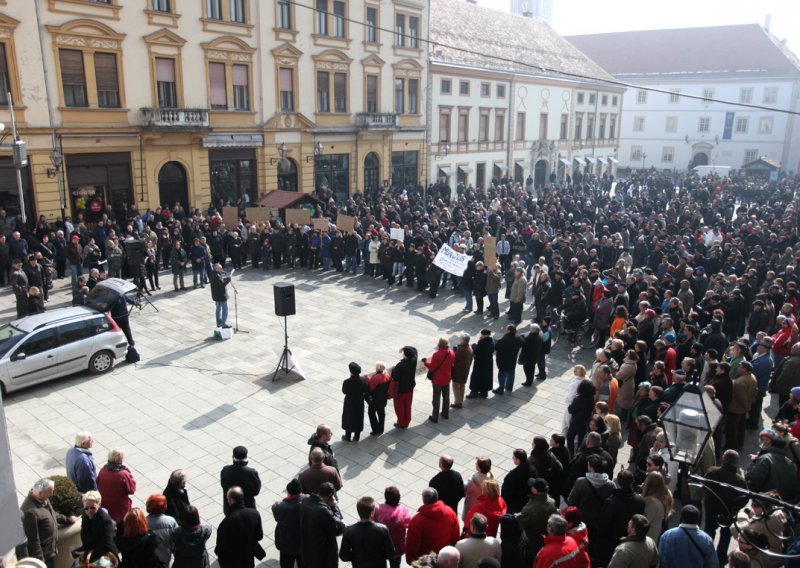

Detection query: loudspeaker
(274, 282), (296, 316)
(124, 240), (146, 266)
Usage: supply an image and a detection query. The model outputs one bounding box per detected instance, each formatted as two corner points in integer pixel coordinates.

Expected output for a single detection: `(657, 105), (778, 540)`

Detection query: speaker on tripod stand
(273, 283), (298, 380)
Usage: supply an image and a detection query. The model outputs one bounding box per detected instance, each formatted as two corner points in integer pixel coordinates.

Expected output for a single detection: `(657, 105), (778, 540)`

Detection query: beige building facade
(0, 0), (427, 222)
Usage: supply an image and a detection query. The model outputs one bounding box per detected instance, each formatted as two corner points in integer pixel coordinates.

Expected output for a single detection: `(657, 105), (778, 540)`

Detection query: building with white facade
(509, 0), (553, 26)
(428, 0), (623, 190)
(568, 25), (800, 175)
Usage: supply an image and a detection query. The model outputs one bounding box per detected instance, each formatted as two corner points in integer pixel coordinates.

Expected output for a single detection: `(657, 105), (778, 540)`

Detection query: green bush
(48, 475), (82, 517)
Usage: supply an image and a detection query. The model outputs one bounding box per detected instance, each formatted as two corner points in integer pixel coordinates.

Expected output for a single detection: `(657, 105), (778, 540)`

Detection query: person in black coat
(215, 487), (264, 568)
(473, 261), (488, 314)
(595, 470), (645, 566)
(339, 496), (395, 567)
(536, 317), (553, 380)
(300, 482), (346, 568)
(342, 362), (368, 442)
(162, 470), (191, 522)
(494, 324), (525, 394)
(566, 380), (596, 455)
(563, 432), (614, 499)
(209, 263), (231, 328)
(73, 492), (118, 561)
(308, 425), (339, 471)
(429, 454), (465, 515)
(391, 346), (417, 428)
(272, 480), (306, 568)
(114, 508), (161, 568)
(220, 446), (262, 515)
(528, 437), (563, 503)
(467, 329), (495, 398)
(501, 449), (532, 514)
(520, 324), (542, 386)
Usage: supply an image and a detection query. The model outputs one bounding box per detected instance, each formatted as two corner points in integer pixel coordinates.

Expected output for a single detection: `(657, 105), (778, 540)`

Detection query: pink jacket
(374, 503), (412, 556)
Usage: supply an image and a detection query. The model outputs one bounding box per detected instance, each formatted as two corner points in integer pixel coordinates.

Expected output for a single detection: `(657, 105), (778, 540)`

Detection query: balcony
(141, 108), (210, 130)
(355, 112), (399, 130)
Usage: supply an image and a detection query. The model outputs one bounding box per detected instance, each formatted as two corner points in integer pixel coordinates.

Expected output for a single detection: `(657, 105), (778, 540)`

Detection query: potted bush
(48, 475), (83, 568)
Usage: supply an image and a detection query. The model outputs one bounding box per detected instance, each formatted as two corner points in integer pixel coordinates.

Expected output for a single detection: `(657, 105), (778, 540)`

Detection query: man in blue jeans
(209, 263), (231, 328)
(493, 325), (524, 394)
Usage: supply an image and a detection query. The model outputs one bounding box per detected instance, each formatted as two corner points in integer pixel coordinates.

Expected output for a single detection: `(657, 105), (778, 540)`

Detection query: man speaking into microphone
(209, 263), (232, 329)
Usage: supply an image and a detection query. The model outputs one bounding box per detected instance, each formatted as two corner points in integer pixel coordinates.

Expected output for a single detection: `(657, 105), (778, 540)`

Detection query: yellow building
(0, 0), (427, 222)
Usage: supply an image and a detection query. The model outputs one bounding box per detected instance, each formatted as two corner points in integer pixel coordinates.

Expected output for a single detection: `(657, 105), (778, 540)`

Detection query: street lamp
(48, 145), (66, 223)
(434, 142), (450, 161)
(660, 387), (721, 466)
(307, 141), (323, 163)
(270, 142), (288, 166)
(642, 152), (647, 170)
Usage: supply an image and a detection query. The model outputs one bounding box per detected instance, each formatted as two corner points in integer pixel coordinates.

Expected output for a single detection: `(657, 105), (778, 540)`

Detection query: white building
(428, 0), (623, 189)
(568, 25), (800, 174)
(509, 0), (553, 26)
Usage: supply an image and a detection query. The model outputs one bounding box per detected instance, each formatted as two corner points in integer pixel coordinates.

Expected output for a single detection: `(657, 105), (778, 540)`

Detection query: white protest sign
(390, 228), (404, 241)
(433, 244), (472, 276)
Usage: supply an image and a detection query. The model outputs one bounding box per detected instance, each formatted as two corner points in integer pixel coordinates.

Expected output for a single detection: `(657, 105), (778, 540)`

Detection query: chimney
(764, 13), (772, 33)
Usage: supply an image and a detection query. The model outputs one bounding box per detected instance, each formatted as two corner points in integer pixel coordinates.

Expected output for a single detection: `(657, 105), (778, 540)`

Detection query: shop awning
(608, 157), (619, 164)
(203, 133), (264, 148)
(560, 158), (572, 166)
(493, 163), (506, 171)
(585, 156), (597, 164)
(574, 157), (583, 163)
(515, 159), (528, 169)
(438, 167), (452, 177)
(458, 166), (473, 173)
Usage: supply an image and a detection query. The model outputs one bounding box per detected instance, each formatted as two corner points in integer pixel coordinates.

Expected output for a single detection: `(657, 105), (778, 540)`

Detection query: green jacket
(516, 493), (556, 555)
(746, 446), (798, 500)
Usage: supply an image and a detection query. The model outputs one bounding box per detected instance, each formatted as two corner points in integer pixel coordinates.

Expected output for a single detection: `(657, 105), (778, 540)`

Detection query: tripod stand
(272, 315), (295, 381)
(128, 290), (159, 314)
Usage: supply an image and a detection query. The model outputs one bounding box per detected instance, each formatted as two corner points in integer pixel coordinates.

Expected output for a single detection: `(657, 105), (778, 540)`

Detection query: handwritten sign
(337, 214), (355, 233)
(432, 244), (472, 276)
(285, 209), (311, 226)
(313, 218), (330, 232)
(390, 228), (404, 241)
(222, 207), (239, 229)
(484, 236), (497, 268)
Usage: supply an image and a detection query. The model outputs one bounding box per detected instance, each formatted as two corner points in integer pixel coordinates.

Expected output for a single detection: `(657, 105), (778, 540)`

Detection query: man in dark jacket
(272, 479), (306, 568)
(220, 445), (261, 515)
(429, 454), (465, 515)
(596, 469), (645, 566)
(704, 450), (748, 564)
(501, 449), (532, 514)
(21, 478), (76, 567)
(300, 482), (345, 568)
(308, 424), (339, 471)
(516, 478), (556, 564)
(520, 324), (542, 386)
(563, 432), (614, 497)
(493, 324), (524, 394)
(209, 263), (231, 328)
(215, 487), (264, 568)
(339, 496), (394, 567)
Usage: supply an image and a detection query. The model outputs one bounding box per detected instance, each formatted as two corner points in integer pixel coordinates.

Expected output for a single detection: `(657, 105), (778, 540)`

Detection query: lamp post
(49, 144), (66, 223)
(642, 152), (647, 171)
(0, 94), (28, 224)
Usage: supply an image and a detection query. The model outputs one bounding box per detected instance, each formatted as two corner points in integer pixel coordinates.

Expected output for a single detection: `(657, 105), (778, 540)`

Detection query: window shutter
(93, 53), (118, 92)
(279, 68), (293, 91)
(59, 49), (85, 85)
(209, 62), (227, 107)
(155, 58), (175, 82)
(232, 64), (248, 87)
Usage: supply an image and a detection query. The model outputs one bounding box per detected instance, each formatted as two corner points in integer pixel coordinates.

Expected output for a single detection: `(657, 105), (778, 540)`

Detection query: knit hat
(790, 386), (800, 400)
(759, 429), (778, 442)
(348, 362), (362, 375)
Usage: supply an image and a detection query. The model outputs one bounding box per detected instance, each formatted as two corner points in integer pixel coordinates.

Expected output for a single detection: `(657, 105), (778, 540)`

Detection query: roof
(567, 24), (800, 77)
(741, 157), (781, 170)
(254, 190), (322, 209)
(12, 306), (99, 331)
(430, 0), (615, 84)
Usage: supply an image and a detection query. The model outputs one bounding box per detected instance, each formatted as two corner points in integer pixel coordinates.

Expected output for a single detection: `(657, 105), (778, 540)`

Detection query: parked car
(0, 306), (128, 395)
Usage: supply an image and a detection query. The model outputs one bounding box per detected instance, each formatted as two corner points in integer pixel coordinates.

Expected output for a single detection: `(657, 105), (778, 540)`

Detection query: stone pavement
(1, 265), (768, 566)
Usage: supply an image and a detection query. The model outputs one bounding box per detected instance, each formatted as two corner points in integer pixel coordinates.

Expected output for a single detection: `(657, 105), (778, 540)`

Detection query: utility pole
(8, 93), (27, 224)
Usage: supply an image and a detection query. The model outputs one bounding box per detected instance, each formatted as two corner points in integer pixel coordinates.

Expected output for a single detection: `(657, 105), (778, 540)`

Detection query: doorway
(534, 159), (548, 188)
(158, 161), (188, 209)
(364, 152), (380, 201)
(691, 152), (709, 168)
(278, 158), (298, 192)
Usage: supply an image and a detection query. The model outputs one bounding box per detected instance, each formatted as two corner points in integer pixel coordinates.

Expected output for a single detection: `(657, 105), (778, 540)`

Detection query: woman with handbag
(391, 346), (418, 429)
(422, 338), (455, 423)
(72, 491), (118, 564)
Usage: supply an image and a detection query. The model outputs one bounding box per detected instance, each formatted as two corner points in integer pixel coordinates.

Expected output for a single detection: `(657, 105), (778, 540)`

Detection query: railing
(354, 112), (399, 129)
(140, 108), (210, 129)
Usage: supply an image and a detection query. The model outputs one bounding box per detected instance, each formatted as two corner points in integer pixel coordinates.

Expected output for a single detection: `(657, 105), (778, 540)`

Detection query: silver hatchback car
(0, 306), (128, 395)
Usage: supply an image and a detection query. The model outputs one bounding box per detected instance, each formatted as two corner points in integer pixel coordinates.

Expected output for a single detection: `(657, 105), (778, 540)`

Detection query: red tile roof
(254, 190), (321, 208)
(567, 24), (800, 77)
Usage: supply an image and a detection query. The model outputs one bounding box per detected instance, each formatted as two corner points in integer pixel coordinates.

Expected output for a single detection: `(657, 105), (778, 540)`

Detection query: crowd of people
(10, 168), (800, 567)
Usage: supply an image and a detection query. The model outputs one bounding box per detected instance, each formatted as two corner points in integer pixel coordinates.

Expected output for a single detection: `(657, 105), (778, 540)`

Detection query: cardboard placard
(222, 207), (239, 229)
(337, 214), (355, 233)
(246, 207), (271, 224)
(484, 235), (497, 268)
(313, 218), (330, 232)
(285, 208), (311, 226)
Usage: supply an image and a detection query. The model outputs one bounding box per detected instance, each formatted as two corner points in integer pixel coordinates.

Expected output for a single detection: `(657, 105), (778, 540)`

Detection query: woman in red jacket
(464, 479), (507, 537)
(96, 448), (137, 523)
(422, 337), (455, 423)
(772, 316), (794, 364)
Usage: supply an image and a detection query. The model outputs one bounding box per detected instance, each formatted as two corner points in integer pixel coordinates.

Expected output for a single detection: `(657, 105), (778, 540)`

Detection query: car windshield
(0, 324), (26, 358)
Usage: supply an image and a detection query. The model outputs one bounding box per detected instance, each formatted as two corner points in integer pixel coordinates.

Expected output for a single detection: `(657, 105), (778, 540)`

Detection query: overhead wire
(288, 0), (800, 116)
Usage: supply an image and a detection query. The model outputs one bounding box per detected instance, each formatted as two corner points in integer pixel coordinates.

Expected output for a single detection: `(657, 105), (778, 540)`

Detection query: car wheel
(88, 351), (114, 374)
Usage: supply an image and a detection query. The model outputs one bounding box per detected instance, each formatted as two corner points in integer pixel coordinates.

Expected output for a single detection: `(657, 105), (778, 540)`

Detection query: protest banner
(337, 214), (355, 232)
(390, 228), (404, 241)
(484, 235), (497, 268)
(222, 207), (239, 228)
(432, 244), (472, 276)
(313, 218), (330, 232)
(285, 208), (311, 226)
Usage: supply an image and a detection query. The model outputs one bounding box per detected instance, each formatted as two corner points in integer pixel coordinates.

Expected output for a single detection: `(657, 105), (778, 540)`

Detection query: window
(630, 146), (642, 161)
(763, 87), (778, 104)
(636, 90), (647, 104)
(395, 14), (418, 48)
(230, 0), (246, 23)
(407, 78), (418, 114)
(209, 62), (227, 110)
(560, 114), (568, 140)
(744, 149), (758, 163)
(740, 88), (753, 104)
(332, 1), (345, 37)
(759, 117), (773, 135)
(395, 14), (404, 47)
(496, 84), (505, 98)
(441, 79), (451, 94)
(333, 72), (346, 112)
(610, 114), (617, 139)
(0, 44), (9, 106)
(58, 321), (93, 346)
(577, 92), (584, 104)
(598, 114), (606, 139)
(459, 81), (469, 95)
(698, 117), (710, 133)
(586, 115), (594, 139)
(439, 110), (450, 142)
(206, 0), (222, 19)
(538, 112), (547, 140)
(94, 52), (119, 108)
(669, 89), (680, 103)
(662, 146), (674, 163)
(601, 94), (608, 105)
(633, 116), (645, 132)
(151, 0), (171, 11)
(408, 16), (418, 48)
(232, 64), (249, 110)
(278, 0), (292, 29)
(479, 110), (489, 142)
(19, 329), (58, 357)
(365, 7), (377, 43)
(611, 95), (618, 106)
(457, 111), (468, 143)
(156, 57), (177, 108)
(516, 112), (526, 141)
(59, 49), (87, 107)
(702, 88), (714, 103)
(735, 117), (748, 134)
(574, 113), (583, 139)
(480, 82), (490, 97)
(279, 67), (294, 111)
(665, 116), (677, 133)
(316, 0), (328, 35)
(495, 111), (505, 141)
(588, 93), (596, 104)
(366, 74), (377, 113)
(317, 70), (329, 112)
(394, 78), (403, 113)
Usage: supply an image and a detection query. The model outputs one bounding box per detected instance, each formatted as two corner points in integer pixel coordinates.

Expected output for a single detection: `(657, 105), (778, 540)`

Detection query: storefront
(314, 153), (349, 203)
(65, 152), (134, 223)
(391, 151), (418, 190)
(209, 148), (258, 209)
(0, 157), (34, 222)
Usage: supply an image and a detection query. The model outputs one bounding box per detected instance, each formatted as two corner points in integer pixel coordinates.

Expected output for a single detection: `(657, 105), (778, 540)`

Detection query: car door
(8, 327), (60, 388)
(56, 319), (95, 375)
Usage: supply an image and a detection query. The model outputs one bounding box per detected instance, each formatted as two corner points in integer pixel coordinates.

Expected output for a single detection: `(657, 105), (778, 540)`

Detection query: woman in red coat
(96, 448), (137, 523)
(422, 338), (455, 423)
(464, 479), (507, 537)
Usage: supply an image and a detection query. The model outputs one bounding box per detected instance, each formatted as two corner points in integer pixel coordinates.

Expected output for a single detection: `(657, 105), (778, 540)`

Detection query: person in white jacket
(562, 365), (589, 434)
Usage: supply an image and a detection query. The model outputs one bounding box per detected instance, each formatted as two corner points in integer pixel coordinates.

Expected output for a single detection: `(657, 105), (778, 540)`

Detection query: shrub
(48, 475), (82, 517)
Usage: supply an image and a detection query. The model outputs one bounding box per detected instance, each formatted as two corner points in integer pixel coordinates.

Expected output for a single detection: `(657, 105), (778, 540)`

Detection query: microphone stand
(228, 273), (249, 334)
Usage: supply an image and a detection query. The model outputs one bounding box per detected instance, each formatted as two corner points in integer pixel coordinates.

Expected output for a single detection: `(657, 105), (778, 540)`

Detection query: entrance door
(158, 161), (188, 210)
(692, 152), (709, 168)
(363, 152), (380, 201)
(534, 159), (548, 188)
(278, 158), (298, 192)
(514, 162), (524, 184)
